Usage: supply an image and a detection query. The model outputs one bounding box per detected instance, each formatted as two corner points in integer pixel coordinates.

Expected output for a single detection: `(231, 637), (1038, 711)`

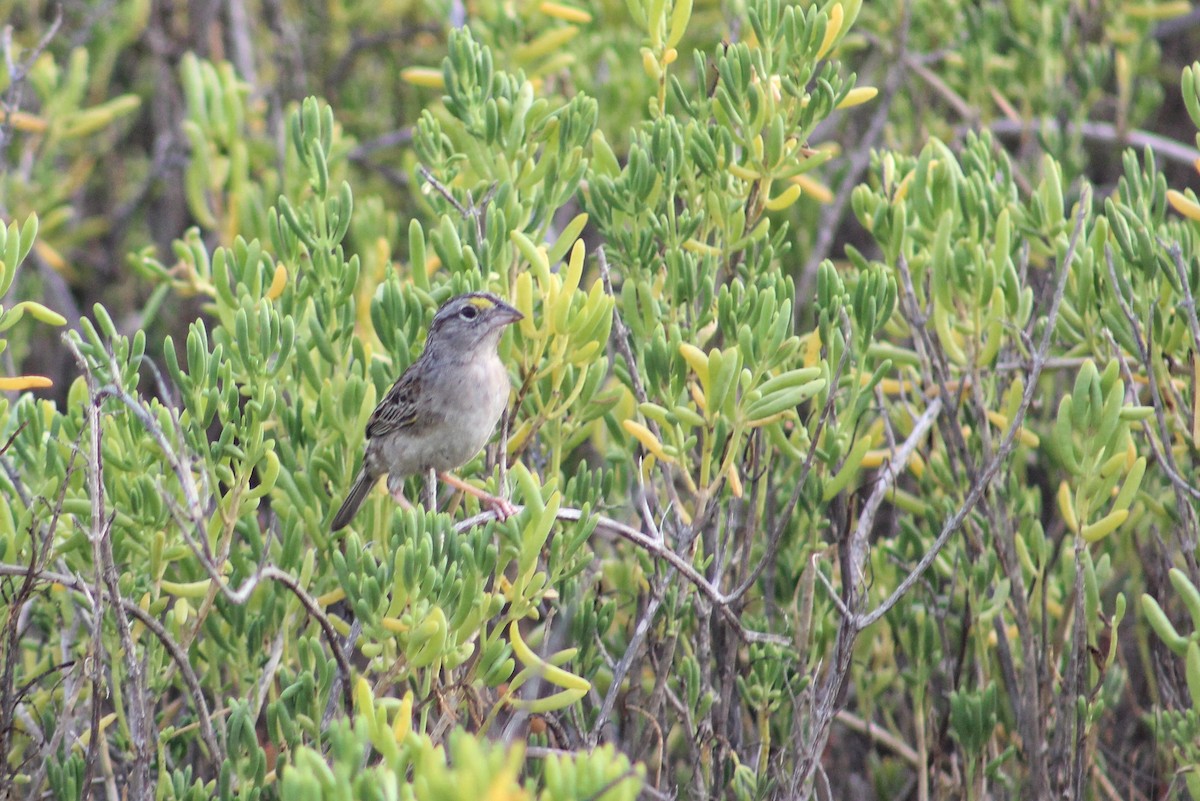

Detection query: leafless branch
(834, 709), (921, 766)
(846, 398), (942, 589)
(454, 506), (789, 647)
(66, 337), (356, 721)
(1165, 241), (1200, 366)
(588, 576), (665, 746)
(65, 336), (155, 801)
(122, 602), (226, 764)
(418, 164), (469, 216)
(987, 118), (1200, 169)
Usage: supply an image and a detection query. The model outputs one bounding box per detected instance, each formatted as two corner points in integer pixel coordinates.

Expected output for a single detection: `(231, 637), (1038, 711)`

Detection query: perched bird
(331, 292), (523, 531)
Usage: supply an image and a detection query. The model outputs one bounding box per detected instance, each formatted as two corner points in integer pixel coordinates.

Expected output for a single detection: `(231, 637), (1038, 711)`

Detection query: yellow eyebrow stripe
(467, 296), (495, 309)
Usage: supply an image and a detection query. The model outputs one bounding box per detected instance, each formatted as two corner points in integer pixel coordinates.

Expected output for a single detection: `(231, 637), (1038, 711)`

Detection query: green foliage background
(4, 0), (1200, 799)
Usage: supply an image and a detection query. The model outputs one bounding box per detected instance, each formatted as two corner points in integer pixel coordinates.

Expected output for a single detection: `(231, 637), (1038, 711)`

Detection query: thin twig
(596, 246), (686, 533)
(220, 566), (355, 711)
(2, 433), (80, 801)
(588, 577), (665, 746)
(1069, 531), (1089, 797)
(67, 337), (154, 801)
(987, 118), (1200, 168)
(418, 164), (469, 216)
(454, 507), (789, 646)
(895, 248), (976, 485)
(1165, 241), (1200, 366)
(846, 398), (942, 590)
(810, 552), (852, 620)
(834, 709), (921, 766)
(121, 602), (223, 761)
(994, 355), (1092, 372)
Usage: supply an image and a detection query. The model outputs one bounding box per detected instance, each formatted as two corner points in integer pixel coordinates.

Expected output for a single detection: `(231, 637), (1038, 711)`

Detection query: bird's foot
(437, 471), (518, 521)
(483, 493), (519, 521)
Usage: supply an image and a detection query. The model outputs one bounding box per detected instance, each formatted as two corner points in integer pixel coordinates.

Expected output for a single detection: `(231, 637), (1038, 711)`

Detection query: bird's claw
(485, 495), (518, 521)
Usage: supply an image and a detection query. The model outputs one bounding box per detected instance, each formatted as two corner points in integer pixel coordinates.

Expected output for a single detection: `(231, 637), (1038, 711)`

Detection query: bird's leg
(436, 471), (517, 521)
(387, 474), (415, 511)
(423, 468), (437, 511)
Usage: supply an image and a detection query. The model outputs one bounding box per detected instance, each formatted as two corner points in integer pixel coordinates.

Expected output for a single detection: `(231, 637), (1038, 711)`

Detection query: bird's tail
(331, 469), (376, 531)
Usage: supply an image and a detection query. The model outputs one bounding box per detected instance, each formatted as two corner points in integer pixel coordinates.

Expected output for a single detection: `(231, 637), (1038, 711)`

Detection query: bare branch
(66, 336), (355, 720)
(588, 578), (665, 747)
(121, 602), (224, 761)
(0, 564), (224, 763)
(987, 118), (1200, 168)
(1165, 240), (1200, 367)
(834, 709), (921, 766)
(65, 336), (154, 801)
(454, 507), (789, 647)
(846, 397), (942, 590)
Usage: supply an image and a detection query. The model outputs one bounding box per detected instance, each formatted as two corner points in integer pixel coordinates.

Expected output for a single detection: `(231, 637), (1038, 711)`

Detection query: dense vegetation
(3, 0), (1200, 798)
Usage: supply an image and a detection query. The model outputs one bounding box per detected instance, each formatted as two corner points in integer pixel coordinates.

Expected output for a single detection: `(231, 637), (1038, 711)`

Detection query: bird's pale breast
(370, 353), (510, 477)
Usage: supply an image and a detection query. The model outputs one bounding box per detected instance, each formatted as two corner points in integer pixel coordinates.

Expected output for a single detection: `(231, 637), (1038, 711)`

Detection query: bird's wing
(365, 365), (436, 439)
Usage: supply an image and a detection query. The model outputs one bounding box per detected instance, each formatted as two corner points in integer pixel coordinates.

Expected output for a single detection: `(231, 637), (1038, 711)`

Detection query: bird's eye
(459, 305), (479, 320)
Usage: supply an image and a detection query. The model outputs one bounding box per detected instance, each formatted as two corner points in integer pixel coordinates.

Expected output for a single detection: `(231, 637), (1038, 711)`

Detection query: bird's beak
(493, 300), (524, 326)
